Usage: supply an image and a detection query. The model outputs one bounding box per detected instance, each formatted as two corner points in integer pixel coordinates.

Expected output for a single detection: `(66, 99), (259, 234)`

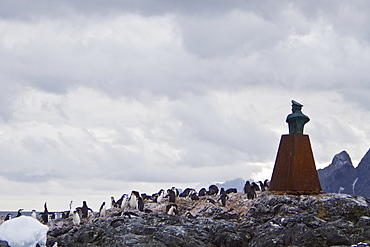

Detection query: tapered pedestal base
(269, 134), (322, 194)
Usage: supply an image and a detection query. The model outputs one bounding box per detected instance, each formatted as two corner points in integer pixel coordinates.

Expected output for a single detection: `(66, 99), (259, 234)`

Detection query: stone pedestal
(269, 134), (322, 193)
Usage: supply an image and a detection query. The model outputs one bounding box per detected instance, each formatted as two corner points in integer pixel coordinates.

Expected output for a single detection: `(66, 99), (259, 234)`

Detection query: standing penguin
(69, 201), (73, 218)
(99, 202), (106, 217)
(171, 187), (179, 197)
(156, 189), (166, 203)
(264, 179), (270, 190)
(111, 196), (116, 209)
(72, 210), (80, 226)
(42, 202), (49, 224)
(120, 194), (129, 209)
(168, 190), (176, 203)
(80, 201), (93, 218)
(258, 181), (265, 191)
(138, 197), (144, 212)
(243, 181), (251, 194)
(247, 185), (257, 199)
(129, 191), (140, 209)
(219, 191), (229, 207)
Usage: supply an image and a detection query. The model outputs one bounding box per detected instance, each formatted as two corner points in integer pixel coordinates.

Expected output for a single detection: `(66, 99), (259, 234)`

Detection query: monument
(269, 100), (322, 194)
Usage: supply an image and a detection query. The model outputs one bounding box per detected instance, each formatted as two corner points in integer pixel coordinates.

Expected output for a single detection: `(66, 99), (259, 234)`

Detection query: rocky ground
(46, 192), (370, 246)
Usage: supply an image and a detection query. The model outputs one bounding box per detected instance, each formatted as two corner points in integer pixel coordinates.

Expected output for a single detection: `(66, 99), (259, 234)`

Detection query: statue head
(291, 100), (303, 113)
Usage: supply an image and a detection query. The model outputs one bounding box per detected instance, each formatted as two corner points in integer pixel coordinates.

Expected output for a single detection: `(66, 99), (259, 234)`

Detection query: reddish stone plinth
(269, 134), (322, 194)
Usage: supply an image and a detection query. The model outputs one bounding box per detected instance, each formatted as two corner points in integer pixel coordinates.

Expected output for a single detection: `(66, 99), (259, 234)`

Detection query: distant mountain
(318, 149), (370, 197)
(215, 177), (247, 192)
(317, 150), (356, 194)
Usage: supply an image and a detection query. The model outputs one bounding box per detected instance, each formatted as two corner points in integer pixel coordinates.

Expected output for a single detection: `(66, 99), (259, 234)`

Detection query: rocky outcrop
(0, 241), (9, 247)
(47, 192), (370, 246)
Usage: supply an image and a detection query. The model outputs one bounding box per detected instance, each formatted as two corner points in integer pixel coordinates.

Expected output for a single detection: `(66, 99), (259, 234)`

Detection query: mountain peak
(331, 150), (353, 169)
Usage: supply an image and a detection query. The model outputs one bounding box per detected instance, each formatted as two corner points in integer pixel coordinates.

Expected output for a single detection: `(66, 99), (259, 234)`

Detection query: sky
(0, 0), (370, 211)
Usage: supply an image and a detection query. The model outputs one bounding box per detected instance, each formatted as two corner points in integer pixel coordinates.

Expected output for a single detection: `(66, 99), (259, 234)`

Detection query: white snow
(0, 216), (48, 247)
(352, 177), (358, 195)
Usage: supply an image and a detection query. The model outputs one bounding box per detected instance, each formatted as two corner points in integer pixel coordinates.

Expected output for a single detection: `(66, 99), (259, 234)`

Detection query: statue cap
(292, 100), (303, 107)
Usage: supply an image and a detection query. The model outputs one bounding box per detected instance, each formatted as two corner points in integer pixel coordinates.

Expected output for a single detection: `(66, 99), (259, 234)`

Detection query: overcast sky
(1, 1), (370, 211)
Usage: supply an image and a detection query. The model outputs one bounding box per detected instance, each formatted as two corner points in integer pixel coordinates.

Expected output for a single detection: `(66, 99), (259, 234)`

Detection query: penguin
(121, 211), (140, 219)
(129, 191), (140, 209)
(17, 208), (23, 217)
(166, 204), (178, 215)
(264, 179), (270, 190)
(120, 194), (129, 209)
(141, 193), (152, 201)
(31, 209), (37, 219)
(156, 189), (166, 203)
(171, 187), (179, 197)
(99, 202), (106, 217)
(168, 190), (176, 203)
(247, 184), (257, 199)
(42, 202), (49, 224)
(198, 188), (207, 196)
(219, 191), (229, 207)
(220, 188), (225, 195)
(226, 188), (237, 194)
(111, 196), (116, 209)
(208, 185), (219, 196)
(138, 197), (144, 212)
(179, 188), (196, 197)
(61, 212), (67, 219)
(251, 182), (260, 191)
(259, 181), (266, 191)
(252, 182), (260, 192)
(72, 210), (80, 226)
(80, 201), (93, 218)
(4, 214), (11, 221)
(243, 181), (251, 194)
(69, 201), (73, 218)
(190, 192), (199, 201)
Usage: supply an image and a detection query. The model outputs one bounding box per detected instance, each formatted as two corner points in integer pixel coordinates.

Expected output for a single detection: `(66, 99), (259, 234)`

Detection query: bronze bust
(286, 100), (310, 134)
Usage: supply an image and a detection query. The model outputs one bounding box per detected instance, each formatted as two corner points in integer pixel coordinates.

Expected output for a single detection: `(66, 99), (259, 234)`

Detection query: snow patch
(352, 177), (358, 195)
(0, 216), (48, 247)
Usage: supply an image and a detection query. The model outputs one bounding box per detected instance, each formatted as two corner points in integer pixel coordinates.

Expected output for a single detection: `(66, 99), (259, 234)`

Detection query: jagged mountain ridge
(318, 149), (370, 197)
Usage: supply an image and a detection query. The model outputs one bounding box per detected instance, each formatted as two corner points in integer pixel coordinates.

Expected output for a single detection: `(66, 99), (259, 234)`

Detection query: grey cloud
(0, 1), (370, 211)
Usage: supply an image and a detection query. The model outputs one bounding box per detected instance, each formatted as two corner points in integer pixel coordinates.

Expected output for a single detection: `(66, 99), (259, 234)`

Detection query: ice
(0, 216), (48, 247)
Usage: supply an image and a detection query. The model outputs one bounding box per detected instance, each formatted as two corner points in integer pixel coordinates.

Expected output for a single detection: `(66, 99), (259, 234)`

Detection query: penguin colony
(0, 179), (269, 228)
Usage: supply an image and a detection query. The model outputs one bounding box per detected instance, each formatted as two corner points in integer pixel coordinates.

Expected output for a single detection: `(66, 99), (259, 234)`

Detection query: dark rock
(47, 192), (370, 246)
(0, 241), (10, 247)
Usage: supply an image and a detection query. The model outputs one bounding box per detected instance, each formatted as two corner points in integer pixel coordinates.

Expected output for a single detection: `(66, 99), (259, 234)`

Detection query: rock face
(353, 149), (370, 197)
(318, 149), (370, 197)
(47, 192), (370, 246)
(318, 150), (357, 194)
